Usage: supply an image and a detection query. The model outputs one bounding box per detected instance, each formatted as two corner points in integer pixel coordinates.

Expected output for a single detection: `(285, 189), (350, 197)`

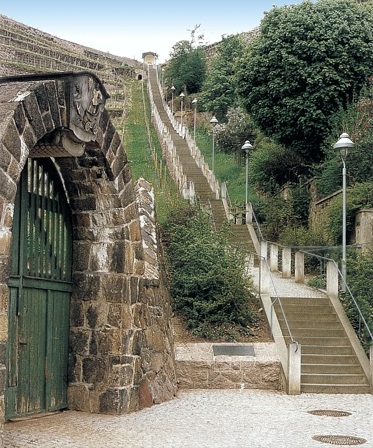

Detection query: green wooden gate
(6, 158), (73, 419)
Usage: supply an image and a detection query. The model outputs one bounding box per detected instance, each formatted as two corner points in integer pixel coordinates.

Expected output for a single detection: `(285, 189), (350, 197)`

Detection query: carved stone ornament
(31, 129), (85, 158)
(69, 75), (106, 142)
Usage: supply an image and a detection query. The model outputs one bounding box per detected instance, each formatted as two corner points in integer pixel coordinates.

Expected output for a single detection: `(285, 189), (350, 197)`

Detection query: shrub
(327, 182), (373, 245)
(343, 252), (373, 351)
(160, 203), (258, 340)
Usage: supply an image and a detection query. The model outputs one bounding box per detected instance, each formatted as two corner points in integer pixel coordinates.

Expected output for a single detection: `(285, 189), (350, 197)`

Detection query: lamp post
(171, 85), (175, 114)
(242, 140), (253, 207)
(179, 92), (185, 129)
(333, 132), (354, 291)
(192, 98), (198, 141)
(210, 116), (218, 174)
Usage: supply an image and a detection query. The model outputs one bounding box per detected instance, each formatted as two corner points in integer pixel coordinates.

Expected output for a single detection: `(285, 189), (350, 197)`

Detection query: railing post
(327, 260), (339, 299)
(294, 251), (305, 283)
(282, 247), (292, 278)
(370, 345), (373, 386)
(287, 343), (301, 395)
(260, 241), (270, 294)
(245, 202), (252, 224)
(269, 244), (278, 272)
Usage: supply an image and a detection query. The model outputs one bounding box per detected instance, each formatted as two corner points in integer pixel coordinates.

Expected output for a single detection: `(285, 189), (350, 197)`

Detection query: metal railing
(301, 248), (373, 345)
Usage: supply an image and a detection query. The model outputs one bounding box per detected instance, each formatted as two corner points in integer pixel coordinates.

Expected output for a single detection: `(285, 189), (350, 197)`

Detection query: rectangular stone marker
(212, 344), (255, 357)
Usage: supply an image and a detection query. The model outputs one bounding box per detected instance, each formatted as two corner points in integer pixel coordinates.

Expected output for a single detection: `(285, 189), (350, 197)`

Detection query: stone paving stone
(4, 390), (373, 448)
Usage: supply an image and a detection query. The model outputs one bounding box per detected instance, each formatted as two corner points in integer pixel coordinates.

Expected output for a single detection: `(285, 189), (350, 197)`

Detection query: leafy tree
(213, 107), (256, 157)
(165, 26), (206, 94)
(200, 34), (245, 118)
(315, 80), (373, 198)
(236, 0), (373, 162)
(248, 139), (308, 194)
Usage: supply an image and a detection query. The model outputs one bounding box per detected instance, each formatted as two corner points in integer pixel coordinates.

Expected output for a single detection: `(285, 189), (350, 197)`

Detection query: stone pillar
(282, 247), (292, 278)
(245, 202), (253, 224)
(260, 241), (270, 294)
(287, 342), (301, 395)
(294, 251), (304, 283)
(270, 244), (279, 272)
(327, 261), (339, 299)
(369, 345), (373, 386)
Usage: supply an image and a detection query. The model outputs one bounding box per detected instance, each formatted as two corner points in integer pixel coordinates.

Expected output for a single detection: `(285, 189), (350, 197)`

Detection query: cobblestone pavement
(4, 389), (373, 448)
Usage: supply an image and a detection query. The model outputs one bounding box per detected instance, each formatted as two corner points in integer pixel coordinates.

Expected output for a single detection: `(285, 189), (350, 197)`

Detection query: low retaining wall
(175, 343), (282, 391)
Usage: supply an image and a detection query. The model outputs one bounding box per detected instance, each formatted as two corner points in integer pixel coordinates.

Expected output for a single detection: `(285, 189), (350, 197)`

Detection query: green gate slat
(6, 158), (72, 419)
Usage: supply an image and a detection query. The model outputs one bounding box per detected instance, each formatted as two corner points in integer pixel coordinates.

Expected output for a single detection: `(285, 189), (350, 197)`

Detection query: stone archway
(0, 72), (176, 431)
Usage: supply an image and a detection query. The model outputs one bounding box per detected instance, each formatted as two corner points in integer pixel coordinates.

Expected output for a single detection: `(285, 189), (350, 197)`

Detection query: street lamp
(242, 140), (253, 207)
(192, 98), (198, 141)
(210, 116), (218, 173)
(171, 85), (175, 114)
(179, 92), (185, 129)
(333, 132), (354, 290)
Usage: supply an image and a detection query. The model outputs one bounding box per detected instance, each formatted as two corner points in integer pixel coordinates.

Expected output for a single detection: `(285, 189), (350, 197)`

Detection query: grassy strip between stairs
(119, 78), (271, 342)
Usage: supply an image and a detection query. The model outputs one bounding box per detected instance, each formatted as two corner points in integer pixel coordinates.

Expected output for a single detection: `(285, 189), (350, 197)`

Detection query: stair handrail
(147, 69), (195, 201)
(243, 205), (296, 343)
(264, 239), (373, 348)
(265, 258), (299, 347)
(251, 204), (265, 242)
(249, 195), (372, 345)
(299, 248), (373, 343)
(152, 68), (220, 198)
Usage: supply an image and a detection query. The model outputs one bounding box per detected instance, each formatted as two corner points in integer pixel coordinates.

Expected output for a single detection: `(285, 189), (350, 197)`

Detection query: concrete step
(301, 345), (353, 355)
(301, 373), (369, 385)
(301, 383), (371, 394)
(284, 328), (346, 338)
(277, 312), (337, 322)
(278, 319), (341, 329)
(284, 336), (351, 346)
(301, 354), (359, 364)
(302, 363), (364, 374)
(273, 297), (330, 305)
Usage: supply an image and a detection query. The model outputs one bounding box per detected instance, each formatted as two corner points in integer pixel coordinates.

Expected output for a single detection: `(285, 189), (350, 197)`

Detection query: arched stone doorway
(0, 72), (176, 430)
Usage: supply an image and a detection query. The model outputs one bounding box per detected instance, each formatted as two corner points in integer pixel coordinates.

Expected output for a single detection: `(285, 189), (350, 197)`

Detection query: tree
(236, 0), (373, 163)
(200, 34), (246, 119)
(248, 139), (308, 194)
(315, 79), (373, 198)
(214, 107), (256, 157)
(165, 25), (206, 94)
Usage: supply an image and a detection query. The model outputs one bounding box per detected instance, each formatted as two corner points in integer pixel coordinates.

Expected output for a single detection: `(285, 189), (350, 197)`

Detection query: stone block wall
(0, 73), (177, 447)
(135, 178), (177, 407)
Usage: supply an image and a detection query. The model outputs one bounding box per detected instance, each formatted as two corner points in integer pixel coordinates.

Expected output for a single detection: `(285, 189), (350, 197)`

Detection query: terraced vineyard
(0, 14), (143, 98)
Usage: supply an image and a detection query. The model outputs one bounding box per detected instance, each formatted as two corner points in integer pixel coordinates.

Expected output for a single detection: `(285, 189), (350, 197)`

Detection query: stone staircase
(148, 67), (256, 256)
(273, 296), (371, 394)
(148, 67), (371, 395)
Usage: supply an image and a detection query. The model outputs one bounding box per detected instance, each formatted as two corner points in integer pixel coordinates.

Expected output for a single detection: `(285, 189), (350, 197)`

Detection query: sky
(0, 1), (305, 63)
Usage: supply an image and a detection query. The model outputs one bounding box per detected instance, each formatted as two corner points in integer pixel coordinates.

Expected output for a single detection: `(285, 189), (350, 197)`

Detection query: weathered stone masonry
(0, 72), (176, 443)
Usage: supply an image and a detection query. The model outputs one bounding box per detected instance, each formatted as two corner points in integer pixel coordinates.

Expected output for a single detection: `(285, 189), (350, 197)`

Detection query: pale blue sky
(0, 1), (305, 62)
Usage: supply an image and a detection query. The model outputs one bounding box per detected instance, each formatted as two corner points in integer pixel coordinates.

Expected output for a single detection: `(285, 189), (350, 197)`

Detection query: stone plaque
(212, 344), (255, 357)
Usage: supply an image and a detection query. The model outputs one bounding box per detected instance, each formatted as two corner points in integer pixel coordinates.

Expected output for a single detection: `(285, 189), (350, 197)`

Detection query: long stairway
(272, 295), (371, 393)
(148, 67), (371, 394)
(148, 67), (255, 255)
